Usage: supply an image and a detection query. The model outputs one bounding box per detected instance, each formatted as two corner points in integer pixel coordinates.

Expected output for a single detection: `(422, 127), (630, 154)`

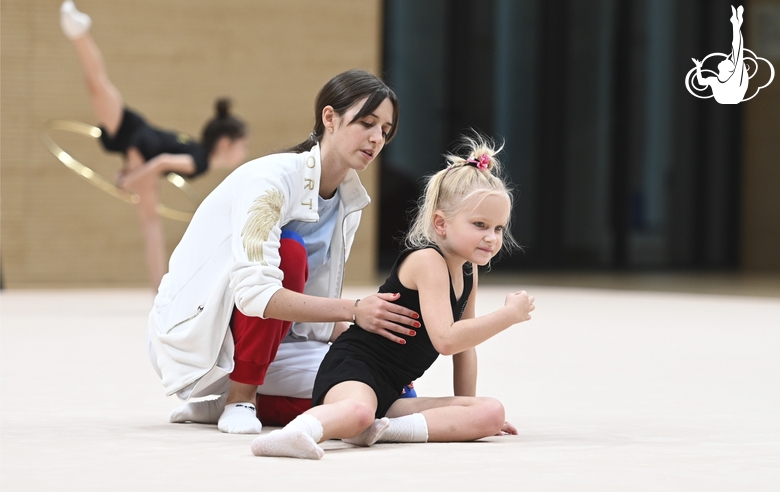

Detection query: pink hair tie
(466, 153), (490, 170)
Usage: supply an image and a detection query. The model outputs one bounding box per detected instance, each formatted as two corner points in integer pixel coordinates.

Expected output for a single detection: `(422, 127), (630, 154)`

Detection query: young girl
(147, 68), (420, 435)
(251, 135), (535, 459)
(60, 1), (249, 288)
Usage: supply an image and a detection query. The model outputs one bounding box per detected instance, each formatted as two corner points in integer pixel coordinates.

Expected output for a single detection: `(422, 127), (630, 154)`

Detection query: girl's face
(436, 192), (511, 266)
(324, 97), (394, 172)
(212, 135), (249, 169)
(224, 136), (250, 168)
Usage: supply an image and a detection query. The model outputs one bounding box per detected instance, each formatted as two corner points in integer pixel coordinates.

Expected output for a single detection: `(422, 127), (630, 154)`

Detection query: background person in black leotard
(251, 134), (536, 460)
(60, 1), (249, 289)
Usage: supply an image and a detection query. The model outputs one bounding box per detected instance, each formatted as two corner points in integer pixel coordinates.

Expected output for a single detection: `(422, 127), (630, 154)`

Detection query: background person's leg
(62, 2), (124, 135)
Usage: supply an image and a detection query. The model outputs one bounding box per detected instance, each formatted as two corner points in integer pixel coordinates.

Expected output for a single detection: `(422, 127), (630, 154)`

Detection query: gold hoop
(40, 119), (199, 222)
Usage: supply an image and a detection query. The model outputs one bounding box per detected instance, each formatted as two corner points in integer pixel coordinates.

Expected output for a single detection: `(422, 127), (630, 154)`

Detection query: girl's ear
(433, 210), (447, 237)
(321, 105), (336, 132)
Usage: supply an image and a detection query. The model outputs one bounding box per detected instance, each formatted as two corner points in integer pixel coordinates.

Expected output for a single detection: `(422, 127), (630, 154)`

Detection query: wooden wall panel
(1, 0), (383, 287)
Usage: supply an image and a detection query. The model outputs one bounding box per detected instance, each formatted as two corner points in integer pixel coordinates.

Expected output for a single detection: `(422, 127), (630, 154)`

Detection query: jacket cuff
(236, 284), (283, 319)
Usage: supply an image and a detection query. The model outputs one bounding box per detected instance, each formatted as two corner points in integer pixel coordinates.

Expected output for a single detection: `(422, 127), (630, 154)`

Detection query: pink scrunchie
(466, 153), (490, 170)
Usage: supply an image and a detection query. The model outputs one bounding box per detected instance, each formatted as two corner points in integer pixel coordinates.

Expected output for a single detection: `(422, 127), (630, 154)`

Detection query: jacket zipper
(166, 305), (204, 333)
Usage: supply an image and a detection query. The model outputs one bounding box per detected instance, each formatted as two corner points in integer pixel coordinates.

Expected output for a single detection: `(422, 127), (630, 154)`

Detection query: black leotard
(99, 108), (208, 178)
(311, 246), (473, 417)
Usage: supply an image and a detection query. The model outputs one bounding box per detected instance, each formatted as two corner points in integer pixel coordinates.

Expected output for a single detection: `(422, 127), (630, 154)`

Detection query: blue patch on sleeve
(280, 229), (306, 249)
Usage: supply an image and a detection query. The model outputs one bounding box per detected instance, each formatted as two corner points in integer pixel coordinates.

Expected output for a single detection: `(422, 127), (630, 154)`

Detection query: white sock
(373, 413), (428, 443)
(282, 414), (324, 442)
(217, 402), (262, 434)
(250, 414), (325, 460)
(60, 1), (91, 40)
(343, 417), (391, 447)
(169, 393), (227, 424)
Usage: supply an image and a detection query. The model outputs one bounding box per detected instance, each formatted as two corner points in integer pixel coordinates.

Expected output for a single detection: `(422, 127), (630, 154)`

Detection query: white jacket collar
(293, 144), (371, 220)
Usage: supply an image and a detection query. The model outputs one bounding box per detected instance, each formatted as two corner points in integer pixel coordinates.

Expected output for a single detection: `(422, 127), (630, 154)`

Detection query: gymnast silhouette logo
(685, 5), (774, 104)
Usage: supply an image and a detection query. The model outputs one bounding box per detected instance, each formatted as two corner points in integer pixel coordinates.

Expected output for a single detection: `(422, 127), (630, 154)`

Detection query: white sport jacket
(147, 144), (370, 399)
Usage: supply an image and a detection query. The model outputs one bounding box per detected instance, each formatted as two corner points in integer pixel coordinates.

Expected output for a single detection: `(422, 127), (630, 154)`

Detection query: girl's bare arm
(452, 271), (479, 396)
(402, 249), (534, 356)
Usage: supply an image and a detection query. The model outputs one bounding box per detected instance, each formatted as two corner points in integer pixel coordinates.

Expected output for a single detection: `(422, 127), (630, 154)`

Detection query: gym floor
(2, 279), (779, 490)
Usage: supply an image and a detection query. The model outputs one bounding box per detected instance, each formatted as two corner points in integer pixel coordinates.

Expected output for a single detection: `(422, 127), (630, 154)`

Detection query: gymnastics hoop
(40, 119), (199, 222)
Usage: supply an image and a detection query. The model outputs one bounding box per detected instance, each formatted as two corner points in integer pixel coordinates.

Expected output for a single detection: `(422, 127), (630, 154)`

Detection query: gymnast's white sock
(342, 417), (391, 447)
(60, 1), (91, 40)
(250, 414), (324, 460)
(346, 413), (428, 445)
(217, 402), (263, 434)
(169, 393), (227, 425)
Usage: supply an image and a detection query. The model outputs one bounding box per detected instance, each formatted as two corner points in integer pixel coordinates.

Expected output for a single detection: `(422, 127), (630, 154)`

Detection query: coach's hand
(354, 293), (420, 345)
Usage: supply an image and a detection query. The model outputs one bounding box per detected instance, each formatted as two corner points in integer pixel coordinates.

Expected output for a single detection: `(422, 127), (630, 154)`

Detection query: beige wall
(1, 0), (383, 288)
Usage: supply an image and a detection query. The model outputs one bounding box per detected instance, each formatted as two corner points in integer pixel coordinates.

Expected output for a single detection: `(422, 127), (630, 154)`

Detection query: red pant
(230, 231), (308, 386)
(231, 232), (313, 425)
(256, 394), (312, 426)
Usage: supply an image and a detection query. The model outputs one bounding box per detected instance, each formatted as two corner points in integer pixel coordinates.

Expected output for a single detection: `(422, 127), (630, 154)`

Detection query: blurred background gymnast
(60, 0), (249, 289)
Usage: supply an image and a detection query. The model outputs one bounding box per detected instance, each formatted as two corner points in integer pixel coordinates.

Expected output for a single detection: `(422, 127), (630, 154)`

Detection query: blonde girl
(251, 135), (535, 459)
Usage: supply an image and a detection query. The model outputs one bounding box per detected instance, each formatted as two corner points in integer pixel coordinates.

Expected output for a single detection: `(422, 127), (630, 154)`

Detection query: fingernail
(395, 293), (400, 297)
(413, 313), (419, 319)
(414, 322), (420, 328)
(409, 330), (416, 336)
(400, 339), (406, 344)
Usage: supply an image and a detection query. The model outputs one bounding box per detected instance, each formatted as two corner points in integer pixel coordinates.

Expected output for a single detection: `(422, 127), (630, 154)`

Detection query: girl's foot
(250, 430), (324, 460)
(60, 1), (91, 40)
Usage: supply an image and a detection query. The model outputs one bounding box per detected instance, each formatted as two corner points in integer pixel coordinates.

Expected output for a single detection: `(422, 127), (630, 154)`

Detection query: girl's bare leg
(62, 2), (124, 135)
(250, 381), (378, 459)
(308, 381), (378, 440)
(133, 182), (165, 290)
(70, 35), (124, 134)
(384, 396), (506, 442)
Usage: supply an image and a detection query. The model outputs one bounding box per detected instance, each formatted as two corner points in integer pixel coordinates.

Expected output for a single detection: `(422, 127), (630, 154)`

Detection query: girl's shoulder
(400, 246), (446, 268)
(396, 247), (448, 291)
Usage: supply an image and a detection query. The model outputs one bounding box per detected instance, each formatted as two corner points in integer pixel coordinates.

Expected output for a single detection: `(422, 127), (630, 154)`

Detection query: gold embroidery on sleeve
(241, 189), (285, 265)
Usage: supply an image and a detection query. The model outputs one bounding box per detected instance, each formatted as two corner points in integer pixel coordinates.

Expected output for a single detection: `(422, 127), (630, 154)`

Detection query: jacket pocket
(165, 305), (204, 334)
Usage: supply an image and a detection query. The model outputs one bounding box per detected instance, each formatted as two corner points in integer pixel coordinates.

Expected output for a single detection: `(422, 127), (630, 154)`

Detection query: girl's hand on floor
(496, 421), (518, 436)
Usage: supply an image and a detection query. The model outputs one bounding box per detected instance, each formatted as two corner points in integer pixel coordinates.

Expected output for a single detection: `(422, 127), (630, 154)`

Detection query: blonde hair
(405, 133), (519, 253)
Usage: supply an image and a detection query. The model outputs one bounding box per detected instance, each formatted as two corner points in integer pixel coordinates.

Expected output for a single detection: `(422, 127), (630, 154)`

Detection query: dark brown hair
(201, 98), (247, 155)
(286, 69), (399, 153)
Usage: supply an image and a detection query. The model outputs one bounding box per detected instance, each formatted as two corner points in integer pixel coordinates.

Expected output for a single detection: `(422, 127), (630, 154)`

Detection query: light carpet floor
(1, 285), (778, 491)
